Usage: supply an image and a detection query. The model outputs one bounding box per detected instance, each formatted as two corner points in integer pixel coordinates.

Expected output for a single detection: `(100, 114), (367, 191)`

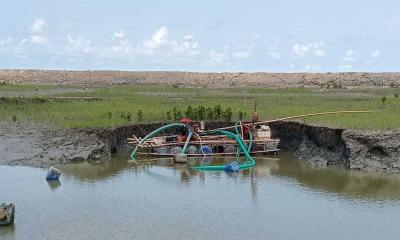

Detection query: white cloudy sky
(0, 0), (399, 72)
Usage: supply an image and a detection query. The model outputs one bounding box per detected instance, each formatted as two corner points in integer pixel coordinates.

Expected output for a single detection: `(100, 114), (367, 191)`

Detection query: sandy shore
(1, 69), (400, 88)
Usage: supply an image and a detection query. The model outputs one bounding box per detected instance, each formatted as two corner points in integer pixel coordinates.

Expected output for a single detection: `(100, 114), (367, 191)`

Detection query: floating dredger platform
(128, 108), (370, 171)
(128, 119), (280, 159)
(128, 105), (279, 163)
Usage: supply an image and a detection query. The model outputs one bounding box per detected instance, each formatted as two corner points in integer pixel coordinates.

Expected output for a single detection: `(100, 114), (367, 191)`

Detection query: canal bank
(269, 121), (400, 172)
(1, 121), (399, 172)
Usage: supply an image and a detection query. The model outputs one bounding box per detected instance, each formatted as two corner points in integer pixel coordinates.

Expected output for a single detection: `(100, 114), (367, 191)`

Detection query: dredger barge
(128, 109), (370, 171)
(128, 118), (279, 159)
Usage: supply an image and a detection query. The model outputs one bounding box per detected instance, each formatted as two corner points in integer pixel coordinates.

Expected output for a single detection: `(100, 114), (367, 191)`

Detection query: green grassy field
(0, 83), (399, 129)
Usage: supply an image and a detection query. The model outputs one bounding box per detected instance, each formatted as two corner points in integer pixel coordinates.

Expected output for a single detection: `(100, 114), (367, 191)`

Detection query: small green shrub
(126, 112), (132, 122)
(206, 107), (214, 120)
(196, 106), (206, 120)
(107, 112), (113, 119)
(238, 110), (244, 120)
(381, 96), (387, 105)
(184, 106), (194, 119)
(166, 111), (172, 120)
(213, 105), (222, 119)
(137, 110), (143, 122)
(224, 108), (232, 121)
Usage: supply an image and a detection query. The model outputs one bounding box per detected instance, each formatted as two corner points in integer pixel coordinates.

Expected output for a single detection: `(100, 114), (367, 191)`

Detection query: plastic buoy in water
(224, 161), (240, 172)
(46, 166), (61, 181)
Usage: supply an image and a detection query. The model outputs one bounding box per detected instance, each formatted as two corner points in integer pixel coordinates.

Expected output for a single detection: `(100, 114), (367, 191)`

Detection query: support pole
(182, 131), (193, 154)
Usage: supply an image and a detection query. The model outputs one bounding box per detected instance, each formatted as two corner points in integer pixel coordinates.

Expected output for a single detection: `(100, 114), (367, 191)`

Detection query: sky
(0, 0), (399, 72)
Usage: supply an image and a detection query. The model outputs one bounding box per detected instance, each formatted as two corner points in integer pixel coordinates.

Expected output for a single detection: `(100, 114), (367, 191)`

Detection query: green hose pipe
(192, 130), (255, 171)
(130, 123), (185, 160)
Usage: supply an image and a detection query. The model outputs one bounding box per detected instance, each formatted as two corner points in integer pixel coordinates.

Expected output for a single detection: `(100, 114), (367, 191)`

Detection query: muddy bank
(1, 69), (400, 88)
(270, 121), (400, 172)
(1, 121), (400, 172)
(0, 122), (233, 168)
(0, 123), (109, 167)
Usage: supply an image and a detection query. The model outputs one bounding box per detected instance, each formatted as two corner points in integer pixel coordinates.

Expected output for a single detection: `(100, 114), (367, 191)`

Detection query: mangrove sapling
(206, 107), (214, 120)
(197, 106), (206, 120)
(238, 110), (244, 120)
(224, 108), (232, 121)
(381, 96), (387, 105)
(185, 106), (194, 119)
(214, 105), (222, 120)
(137, 110), (143, 122)
(126, 112), (133, 122)
(176, 111), (183, 120)
(107, 112), (113, 119)
(166, 111), (172, 120)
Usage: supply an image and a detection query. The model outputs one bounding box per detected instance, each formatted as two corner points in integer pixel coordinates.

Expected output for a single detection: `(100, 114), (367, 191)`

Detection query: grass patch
(0, 84), (399, 129)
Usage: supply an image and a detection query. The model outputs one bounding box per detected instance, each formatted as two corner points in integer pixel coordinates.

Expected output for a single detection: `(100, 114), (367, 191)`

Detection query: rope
(204, 110), (373, 132)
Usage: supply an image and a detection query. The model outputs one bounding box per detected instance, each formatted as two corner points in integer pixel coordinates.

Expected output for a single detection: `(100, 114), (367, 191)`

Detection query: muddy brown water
(1, 153), (400, 240)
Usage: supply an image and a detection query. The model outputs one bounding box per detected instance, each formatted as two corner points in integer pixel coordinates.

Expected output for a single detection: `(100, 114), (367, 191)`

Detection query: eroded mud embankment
(269, 122), (400, 172)
(101, 121), (400, 172)
(1, 122), (399, 172)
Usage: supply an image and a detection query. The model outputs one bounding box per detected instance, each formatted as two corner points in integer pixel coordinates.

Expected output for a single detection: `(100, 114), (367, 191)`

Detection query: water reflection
(46, 180), (61, 191)
(57, 153), (400, 200)
(1, 224), (15, 239)
(275, 153), (400, 200)
(59, 157), (136, 181)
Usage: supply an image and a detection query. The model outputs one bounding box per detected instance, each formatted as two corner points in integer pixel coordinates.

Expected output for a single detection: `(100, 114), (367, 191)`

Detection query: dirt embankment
(1, 69), (400, 88)
(1, 121), (399, 172)
(0, 123), (109, 167)
(0, 122), (233, 168)
(270, 121), (400, 172)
